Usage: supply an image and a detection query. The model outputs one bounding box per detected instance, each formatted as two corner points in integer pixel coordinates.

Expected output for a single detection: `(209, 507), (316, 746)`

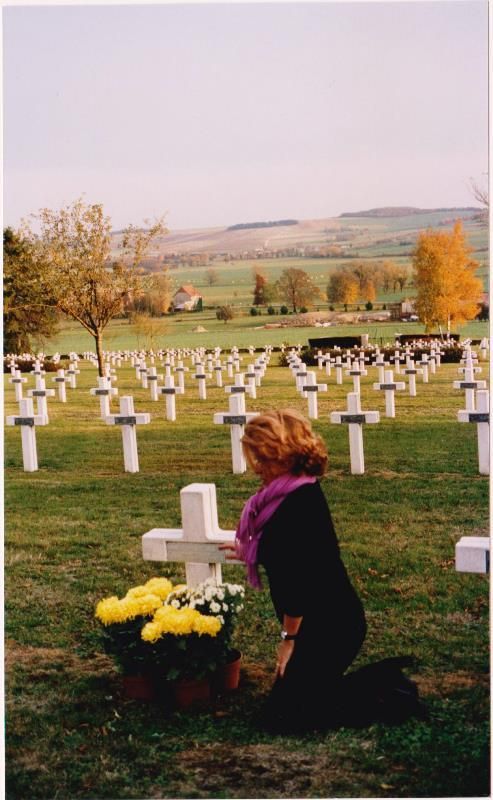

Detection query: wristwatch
(280, 630), (298, 641)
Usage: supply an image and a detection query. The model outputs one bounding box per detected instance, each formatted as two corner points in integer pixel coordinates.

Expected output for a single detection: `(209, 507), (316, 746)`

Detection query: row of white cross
(6, 344), (489, 478)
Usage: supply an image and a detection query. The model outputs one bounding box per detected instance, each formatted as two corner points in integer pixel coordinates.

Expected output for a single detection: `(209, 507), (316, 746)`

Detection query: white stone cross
(457, 389), (489, 475)
(194, 363), (211, 400)
(373, 357), (388, 384)
(142, 483), (241, 586)
(301, 371), (327, 419)
(138, 361), (148, 389)
(225, 372), (254, 403)
(66, 362), (81, 389)
(334, 356), (344, 385)
(27, 377), (55, 420)
(392, 350), (404, 374)
(330, 392), (380, 474)
(403, 361), (423, 397)
(373, 369), (406, 417)
(105, 396), (151, 473)
(174, 360), (189, 393)
(52, 369), (68, 403)
(159, 375), (182, 421)
(9, 369), (27, 402)
(213, 359), (225, 388)
(6, 397), (48, 472)
(147, 366), (164, 401)
(293, 363), (309, 391)
(90, 376), (118, 419)
(345, 364), (367, 394)
(455, 536), (490, 574)
(213, 394), (259, 474)
(243, 366), (257, 399)
(226, 357), (234, 379)
(479, 338), (489, 361)
(29, 359), (45, 379)
(416, 355), (430, 384)
(453, 364), (487, 412)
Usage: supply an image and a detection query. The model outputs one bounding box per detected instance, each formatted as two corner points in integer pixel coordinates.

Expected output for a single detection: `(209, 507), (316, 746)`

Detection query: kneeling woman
(222, 408), (367, 732)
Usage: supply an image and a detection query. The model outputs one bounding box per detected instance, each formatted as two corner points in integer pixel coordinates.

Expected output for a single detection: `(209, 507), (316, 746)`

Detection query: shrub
(267, 306), (276, 315)
(250, 307), (258, 316)
(329, 305), (334, 311)
(300, 306), (308, 314)
(280, 305), (289, 315)
(365, 301), (373, 311)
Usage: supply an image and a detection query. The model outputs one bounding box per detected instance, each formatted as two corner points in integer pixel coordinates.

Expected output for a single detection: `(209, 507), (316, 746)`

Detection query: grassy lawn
(5, 353), (489, 798)
(42, 315), (489, 355)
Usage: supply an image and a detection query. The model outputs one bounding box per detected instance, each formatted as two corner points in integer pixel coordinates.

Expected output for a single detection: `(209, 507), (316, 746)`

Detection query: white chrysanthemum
(237, 604), (244, 611)
(171, 599), (180, 609)
(210, 601), (221, 613)
(222, 603), (229, 612)
(217, 615), (225, 625)
(217, 590), (225, 601)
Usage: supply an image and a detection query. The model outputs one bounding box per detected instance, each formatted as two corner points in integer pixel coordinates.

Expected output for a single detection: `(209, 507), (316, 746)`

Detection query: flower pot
(213, 649), (242, 693)
(173, 677), (211, 710)
(122, 674), (156, 701)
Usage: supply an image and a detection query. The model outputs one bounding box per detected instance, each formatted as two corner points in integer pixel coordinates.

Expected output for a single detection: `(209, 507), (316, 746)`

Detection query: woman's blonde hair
(241, 408), (327, 482)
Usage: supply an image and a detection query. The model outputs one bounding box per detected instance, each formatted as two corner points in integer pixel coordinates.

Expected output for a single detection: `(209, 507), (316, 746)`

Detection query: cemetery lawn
(5, 359), (489, 799)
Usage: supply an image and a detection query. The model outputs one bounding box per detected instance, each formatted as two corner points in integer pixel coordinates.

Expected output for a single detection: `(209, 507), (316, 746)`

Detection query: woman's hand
(218, 543), (238, 561)
(276, 640), (295, 679)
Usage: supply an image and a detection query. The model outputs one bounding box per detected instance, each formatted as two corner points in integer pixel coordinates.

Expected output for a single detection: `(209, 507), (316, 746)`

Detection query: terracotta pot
(173, 677), (211, 709)
(213, 649), (242, 693)
(122, 674), (156, 701)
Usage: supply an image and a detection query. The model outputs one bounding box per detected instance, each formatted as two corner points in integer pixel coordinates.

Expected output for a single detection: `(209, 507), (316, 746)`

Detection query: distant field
(42, 315), (488, 355)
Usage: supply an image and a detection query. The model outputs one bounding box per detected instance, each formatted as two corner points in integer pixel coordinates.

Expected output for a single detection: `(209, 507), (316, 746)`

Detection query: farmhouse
(172, 284), (202, 311)
(389, 298), (416, 320)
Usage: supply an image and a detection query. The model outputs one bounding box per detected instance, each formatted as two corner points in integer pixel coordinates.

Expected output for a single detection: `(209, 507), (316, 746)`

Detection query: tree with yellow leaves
(412, 222), (483, 332)
(326, 271), (359, 311)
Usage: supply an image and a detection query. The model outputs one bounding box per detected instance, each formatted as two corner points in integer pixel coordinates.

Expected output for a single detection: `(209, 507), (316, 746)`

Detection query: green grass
(41, 315), (489, 355)
(5, 355), (489, 798)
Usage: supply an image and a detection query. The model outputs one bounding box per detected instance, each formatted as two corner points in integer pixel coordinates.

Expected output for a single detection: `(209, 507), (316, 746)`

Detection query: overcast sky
(3, 1), (488, 231)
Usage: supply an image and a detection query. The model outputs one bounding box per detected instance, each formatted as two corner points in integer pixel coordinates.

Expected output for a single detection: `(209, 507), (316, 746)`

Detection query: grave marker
(213, 394), (259, 473)
(105, 396), (151, 473)
(373, 369), (406, 417)
(6, 397), (48, 472)
(330, 392), (380, 474)
(301, 371), (327, 419)
(90, 376), (118, 419)
(457, 389), (489, 475)
(142, 483), (241, 586)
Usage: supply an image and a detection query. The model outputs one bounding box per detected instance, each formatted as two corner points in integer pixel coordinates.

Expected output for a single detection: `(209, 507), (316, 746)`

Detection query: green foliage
(216, 305), (234, 323)
(365, 301), (373, 311)
(267, 306), (276, 315)
(3, 227), (60, 354)
(280, 305), (289, 315)
(250, 307), (259, 316)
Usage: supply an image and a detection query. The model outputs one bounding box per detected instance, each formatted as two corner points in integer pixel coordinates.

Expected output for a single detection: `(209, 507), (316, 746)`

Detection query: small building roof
(174, 284), (200, 297)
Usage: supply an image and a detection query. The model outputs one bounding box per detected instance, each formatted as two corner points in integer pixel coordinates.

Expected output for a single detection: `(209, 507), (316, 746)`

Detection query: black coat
(257, 480), (366, 668)
(255, 481), (426, 733)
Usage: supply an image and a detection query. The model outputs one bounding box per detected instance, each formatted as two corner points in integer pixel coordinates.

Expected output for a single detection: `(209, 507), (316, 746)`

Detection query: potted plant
(95, 577), (175, 699)
(165, 578), (245, 693)
(95, 576), (246, 707)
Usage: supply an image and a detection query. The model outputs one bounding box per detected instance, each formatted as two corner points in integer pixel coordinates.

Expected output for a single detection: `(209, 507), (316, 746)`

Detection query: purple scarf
(236, 473), (317, 589)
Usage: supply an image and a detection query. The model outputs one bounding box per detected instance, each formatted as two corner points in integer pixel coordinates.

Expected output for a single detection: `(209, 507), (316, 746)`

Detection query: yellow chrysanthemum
(95, 593), (162, 625)
(140, 606), (222, 642)
(125, 585), (149, 599)
(143, 577), (174, 600)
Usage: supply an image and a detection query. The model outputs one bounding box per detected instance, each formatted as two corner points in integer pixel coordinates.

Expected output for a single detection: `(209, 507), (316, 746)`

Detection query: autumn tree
(216, 305), (234, 323)
(22, 199), (166, 374)
(205, 267), (219, 286)
(412, 221), (483, 332)
(129, 269), (174, 316)
(326, 271), (358, 311)
(3, 227), (60, 354)
(276, 268), (320, 313)
(252, 270), (277, 306)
